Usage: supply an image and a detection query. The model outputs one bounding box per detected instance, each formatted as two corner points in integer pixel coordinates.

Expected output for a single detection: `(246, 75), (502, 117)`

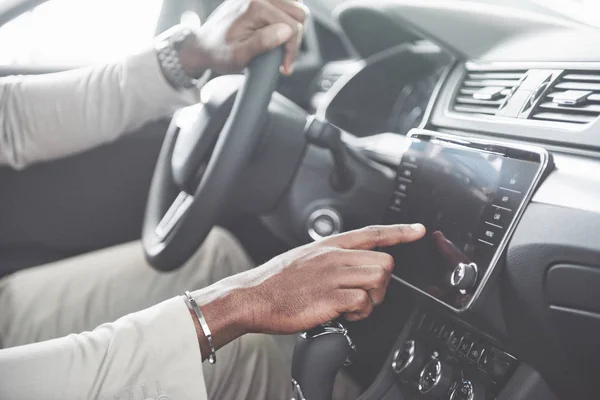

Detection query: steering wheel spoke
(154, 191), (194, 241)
(143, 48), (284, 271)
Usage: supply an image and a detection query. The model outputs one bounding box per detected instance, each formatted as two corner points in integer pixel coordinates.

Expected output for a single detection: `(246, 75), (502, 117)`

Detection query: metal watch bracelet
(155, 25), (209, 90)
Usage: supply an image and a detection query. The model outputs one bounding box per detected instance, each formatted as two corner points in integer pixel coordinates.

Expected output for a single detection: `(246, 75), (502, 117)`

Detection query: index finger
(321, 224), (426, 250)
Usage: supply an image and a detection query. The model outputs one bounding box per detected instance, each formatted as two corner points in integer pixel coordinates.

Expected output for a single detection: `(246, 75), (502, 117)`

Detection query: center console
(390, 310), (517, 400)
(371, 130), (553, 400)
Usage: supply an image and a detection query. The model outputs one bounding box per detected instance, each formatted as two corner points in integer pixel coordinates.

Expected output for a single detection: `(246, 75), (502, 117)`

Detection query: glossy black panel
(384, 131), (547, 310)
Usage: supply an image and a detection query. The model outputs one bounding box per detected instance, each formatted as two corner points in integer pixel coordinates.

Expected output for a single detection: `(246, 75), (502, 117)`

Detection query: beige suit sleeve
(0, 297), (208, 400)
(0, 47), (199, 169)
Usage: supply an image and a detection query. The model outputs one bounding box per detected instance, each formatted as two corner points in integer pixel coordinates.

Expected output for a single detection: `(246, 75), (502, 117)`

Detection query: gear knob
(291, 322), (356, 400)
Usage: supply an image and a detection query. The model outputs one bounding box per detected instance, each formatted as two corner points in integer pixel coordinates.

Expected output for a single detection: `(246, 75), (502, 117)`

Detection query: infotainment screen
(384, 130), (550, 311)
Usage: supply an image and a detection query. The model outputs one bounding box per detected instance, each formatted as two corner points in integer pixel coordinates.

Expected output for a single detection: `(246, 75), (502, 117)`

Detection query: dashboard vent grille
(453, 70), (527, 115)
(530, 72), (600, 124)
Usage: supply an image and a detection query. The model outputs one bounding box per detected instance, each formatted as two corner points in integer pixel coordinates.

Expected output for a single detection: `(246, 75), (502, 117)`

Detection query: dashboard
(315, 41), (449, 137)
(275, 1), (600, 400)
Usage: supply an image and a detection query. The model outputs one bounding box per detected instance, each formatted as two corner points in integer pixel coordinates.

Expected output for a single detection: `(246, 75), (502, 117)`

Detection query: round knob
(391, 340), (425, 381)
(450, 380), (486, 400)
(307, 208), (342, 241)
(418, 359), (454, 398)
(450, 262), (478, 290)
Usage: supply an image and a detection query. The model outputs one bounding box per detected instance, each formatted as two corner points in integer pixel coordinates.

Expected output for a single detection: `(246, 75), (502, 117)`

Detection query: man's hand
(189, 224), (425, 360)
(178, 0), (308, 77)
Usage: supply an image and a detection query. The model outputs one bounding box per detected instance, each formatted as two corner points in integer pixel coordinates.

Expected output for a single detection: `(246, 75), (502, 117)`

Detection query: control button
(459, 337), (474, 356)
(450, 263), (479, 290)
(477, 222), (504, 247)
(448, 331), (463, 352)
(397, 182), (410, 193)
(307, 208), (342, 241)
(400, 167), (415, 180)
(391, 197), (404, 209)
(391, 340), (426, 382)
(478, 350), (492, 370)
(404, 153), (419, 165)
(418, 359), (454, 398)
(499, 166), (537, 193)
(439, 325), (451, 343)
(450, 380), (473, 400)
(468, 343), (486, 363)
(451, 380), (486, 400)
(495, 191), (521, 211)
(483, 206), (511, 228)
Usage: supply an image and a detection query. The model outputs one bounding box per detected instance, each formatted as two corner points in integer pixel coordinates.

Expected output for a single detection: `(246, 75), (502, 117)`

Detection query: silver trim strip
(478, 239), (495, 247)
(155, 192), (194, 240)
(419, 61), (455, 129)
(485, 221), (503, 229)
(390, 129), (550, 313)
(492, 204), (512, 212)
(499, 186), (521, 194)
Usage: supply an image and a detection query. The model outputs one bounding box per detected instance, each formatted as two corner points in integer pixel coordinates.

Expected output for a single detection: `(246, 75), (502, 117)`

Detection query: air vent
(530, 72), (600, 124)
(453, 70), (527, 115)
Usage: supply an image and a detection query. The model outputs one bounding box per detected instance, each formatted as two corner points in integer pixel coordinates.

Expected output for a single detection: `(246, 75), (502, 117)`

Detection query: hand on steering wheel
(143, 0), (308, 271)
(179, 0), (308, 76)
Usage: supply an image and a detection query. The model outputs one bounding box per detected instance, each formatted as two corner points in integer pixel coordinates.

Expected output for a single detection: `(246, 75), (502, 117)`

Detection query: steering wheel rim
(142, 48), (284, 271)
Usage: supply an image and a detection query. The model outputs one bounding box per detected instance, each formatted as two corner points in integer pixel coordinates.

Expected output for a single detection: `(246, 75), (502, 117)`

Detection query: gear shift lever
(291, 322), (356, 400)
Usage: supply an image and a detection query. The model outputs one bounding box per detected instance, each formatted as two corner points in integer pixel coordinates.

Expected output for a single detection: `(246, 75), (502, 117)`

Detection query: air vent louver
(530, 72), (600, 124)
(453, 70), (527, 115)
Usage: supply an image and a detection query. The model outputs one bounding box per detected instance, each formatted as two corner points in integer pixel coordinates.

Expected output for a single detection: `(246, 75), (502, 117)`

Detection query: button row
(477, 161), (537, 248)
(389, 153), (421, 214)
(419, 313), (515, 384)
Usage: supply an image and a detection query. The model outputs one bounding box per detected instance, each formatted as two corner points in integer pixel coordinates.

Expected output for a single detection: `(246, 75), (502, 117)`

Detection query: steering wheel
(142, 48), (284, 271)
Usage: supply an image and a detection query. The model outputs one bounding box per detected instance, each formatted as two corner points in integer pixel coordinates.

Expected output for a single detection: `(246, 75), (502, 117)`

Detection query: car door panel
(0, 120), (168, 278)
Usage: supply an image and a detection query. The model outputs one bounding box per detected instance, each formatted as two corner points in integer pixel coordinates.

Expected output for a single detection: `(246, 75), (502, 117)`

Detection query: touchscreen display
(384, 135), (543, 310)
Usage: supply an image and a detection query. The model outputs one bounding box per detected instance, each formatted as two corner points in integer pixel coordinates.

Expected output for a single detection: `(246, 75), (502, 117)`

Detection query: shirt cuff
(132, 297), (208, 399)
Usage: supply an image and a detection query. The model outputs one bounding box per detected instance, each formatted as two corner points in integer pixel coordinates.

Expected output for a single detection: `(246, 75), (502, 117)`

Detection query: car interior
(1, 0), (600, 399)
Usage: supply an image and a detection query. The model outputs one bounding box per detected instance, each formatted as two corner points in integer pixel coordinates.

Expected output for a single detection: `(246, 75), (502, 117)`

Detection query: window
(0, 0), (164, 67)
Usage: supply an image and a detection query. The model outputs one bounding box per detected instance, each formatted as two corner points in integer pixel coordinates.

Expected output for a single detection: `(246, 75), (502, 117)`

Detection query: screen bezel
(390, 129), (550, 313)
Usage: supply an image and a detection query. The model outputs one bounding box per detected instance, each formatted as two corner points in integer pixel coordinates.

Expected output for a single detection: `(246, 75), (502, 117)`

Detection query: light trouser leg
(0, 227), (254, 348)
(0, 228), (293, 399)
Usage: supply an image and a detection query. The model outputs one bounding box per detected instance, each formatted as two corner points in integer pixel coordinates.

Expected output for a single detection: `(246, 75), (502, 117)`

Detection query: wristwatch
(155, 25), (210, 90)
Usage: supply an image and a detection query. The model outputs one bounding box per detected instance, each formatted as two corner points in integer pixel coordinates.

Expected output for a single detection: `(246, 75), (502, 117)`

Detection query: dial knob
(450, 380), (486, 400)
(418, 359), (454, 398)
(450, 262), (478, 290)
(391, 340), (425, 381)
(307, 208), (342, 241)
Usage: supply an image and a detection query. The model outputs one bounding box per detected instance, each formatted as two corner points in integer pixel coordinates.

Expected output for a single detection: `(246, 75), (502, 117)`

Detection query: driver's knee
(203, 333), (291, 400)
